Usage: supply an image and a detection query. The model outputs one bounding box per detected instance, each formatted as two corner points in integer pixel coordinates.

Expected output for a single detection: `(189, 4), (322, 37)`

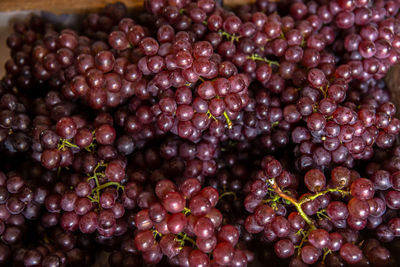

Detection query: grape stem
(247, 53), (280, 67)
(43, 233), (50, 244)
(316, 209), (330, 220)
(92, 181), (124, 193)
(88, 181), (124, 203)
(263, 192), (282, 210)
(84, 142), (97, 153)
(322, 248), (332, 263)
(268, 178), (315, 227)
(183, 207), (191, 215)
(152, 229), (162, 239)
(176, 233), (196, 248)
(268, 178), (351, 227)
(206, 110), (218, 121)
(218, 29), (241, 42)
(57, 138), (79, 151)
(299, 188), (350, 205)
(295, 228), (313, 256)
(223, 111), (233, 129)
(219, 191), (237, 200)
(86, 161), (124, 203)
(87, 161), (108, 187)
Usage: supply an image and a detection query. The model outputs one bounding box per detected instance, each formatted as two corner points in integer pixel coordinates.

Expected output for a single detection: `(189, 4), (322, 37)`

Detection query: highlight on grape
(0, 0), (400, 266)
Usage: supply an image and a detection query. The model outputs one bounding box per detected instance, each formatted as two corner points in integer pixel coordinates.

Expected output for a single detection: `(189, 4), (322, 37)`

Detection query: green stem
(223, 111), (233, 129)
(84, 143), (97, 153)
(299, 188), (350, 205)
(319, 86), (327, 98)
(218, 29), (241, 42)
(57, 138), (79, 151)
(269, 178), (315, 227)
(87, 173), (100, 188)
(152, 229), (162, 239)
(89, 181), (124, 203)
(87, 195), (98, 203)
(177, 233), (196, 247)
(206, 110), (217, 122)
(247, 53), (280, 67)
(316, 209), (330, 220)
(92, 182), (124, 193)
(219, 191), (237, 200)
(271, 121), (279, 128)
(86, 161), (108, 188)
(183, 207), (191, 215)
(93, 161), (107, 173)
(300, 36), (306, 47)
(322, 249), (332, 263)
(295, 228), (313, 256)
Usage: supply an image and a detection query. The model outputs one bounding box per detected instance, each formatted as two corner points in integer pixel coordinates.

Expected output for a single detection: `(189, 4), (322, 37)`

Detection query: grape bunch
(0, 170), (39, 246)
(133, 178), (250, 266)
(292, 83), (400, 171)
(242, 155), (399, 265)
(42, 160), (128, 238)
(0, 83), (31, 154)
(0, 0), (399, 266)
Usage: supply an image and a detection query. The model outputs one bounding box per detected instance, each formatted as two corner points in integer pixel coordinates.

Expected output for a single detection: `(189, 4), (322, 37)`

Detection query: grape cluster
(42, 160), (127, 237)
(13, 224), (96, 266)
(242, 156), (399, 265)
(0, 0), (400, 266)
(292, 85), (400, 171)
(0, 171), (39, 245)
(132, 179), (249, 266)
(0, 83), (31, 154)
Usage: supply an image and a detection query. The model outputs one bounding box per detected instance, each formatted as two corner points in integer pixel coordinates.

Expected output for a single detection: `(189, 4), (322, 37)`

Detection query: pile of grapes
(1, 0), (400, 265)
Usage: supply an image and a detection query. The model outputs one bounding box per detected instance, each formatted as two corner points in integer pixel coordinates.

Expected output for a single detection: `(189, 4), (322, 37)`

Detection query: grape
(274, 239), (295, 258)
(301, 245), (320, 264)
(162, 191), (185, 213)
(385, 190), (400, 209)
(340, 243), (363, 264)
(365, 245), (391, 266)
(189, 250), (209, 267)
(327, 201), (349, 220)
(196, 236), (217, 254)
(195, 214), (216, 238)
(134, 230), (155, 252)
(388, 218), (400, 236)
(304, 169), (326, 192)
(348, 198), (370, 219)
(376, 224), (395, 242)
(159, 234), (181, 259)
(308, 229), (330, 249)
(254, 204), (275, 226)
(371, 170), (392, 190)
(2, 1), (400, 266)
(350, 178), (375, 200)
(271, 216), (291, 238)
(213, 242), (234, 265)
(328, 232), (343, 252)
(216, 225), (238, 246)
